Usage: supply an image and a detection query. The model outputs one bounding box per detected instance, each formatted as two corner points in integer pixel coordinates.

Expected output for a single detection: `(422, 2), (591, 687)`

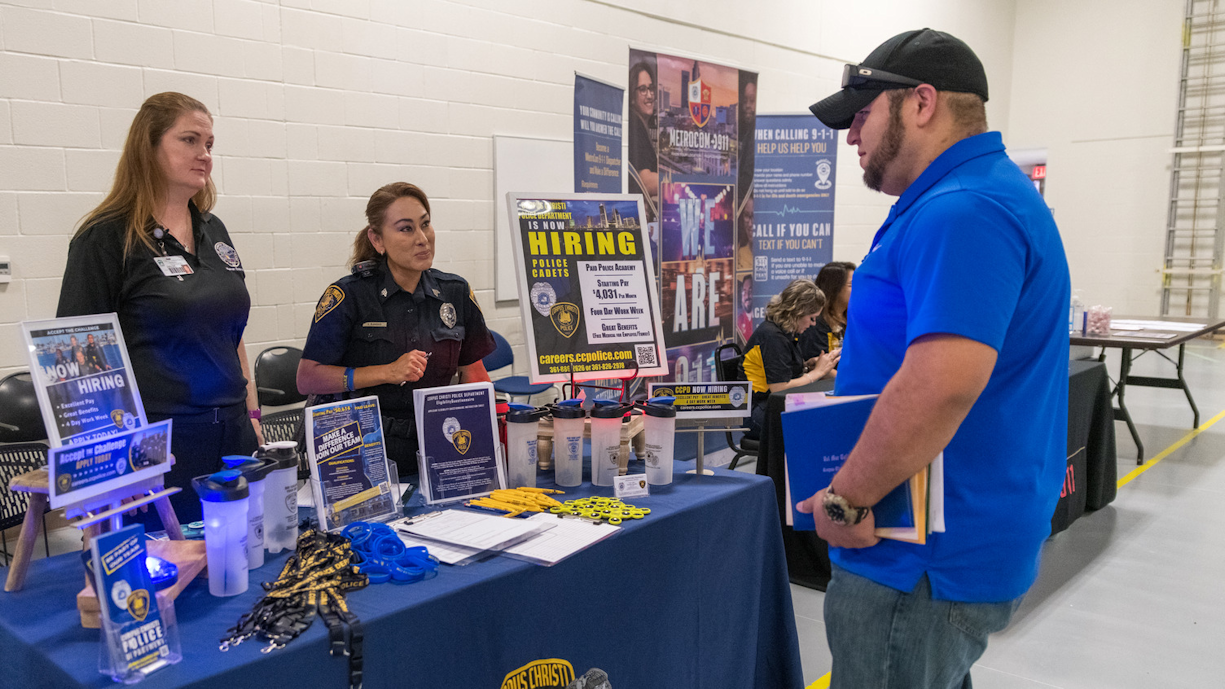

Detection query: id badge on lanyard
(154, 255), (193, 278)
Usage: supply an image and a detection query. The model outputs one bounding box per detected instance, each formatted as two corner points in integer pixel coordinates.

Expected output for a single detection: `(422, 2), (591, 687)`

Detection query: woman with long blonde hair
(57, 92), (261, 524)
(740, 278), (841, 437)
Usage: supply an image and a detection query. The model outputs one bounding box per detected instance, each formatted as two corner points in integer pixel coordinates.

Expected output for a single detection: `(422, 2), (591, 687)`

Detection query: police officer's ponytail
(349, 182), (433, 268)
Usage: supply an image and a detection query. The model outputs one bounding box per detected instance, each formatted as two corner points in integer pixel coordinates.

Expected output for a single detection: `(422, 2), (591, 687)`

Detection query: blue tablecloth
(0, 466), (802, 689)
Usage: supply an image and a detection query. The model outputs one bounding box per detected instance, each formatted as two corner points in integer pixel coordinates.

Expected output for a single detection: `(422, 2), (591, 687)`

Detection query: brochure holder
(414, 382), (505, 505)
(90, 525), (182, 683)
(304, 395), (399, 532)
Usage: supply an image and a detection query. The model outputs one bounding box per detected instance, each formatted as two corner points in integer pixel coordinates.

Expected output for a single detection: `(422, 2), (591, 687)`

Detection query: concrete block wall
(0, 0), (1020, 379)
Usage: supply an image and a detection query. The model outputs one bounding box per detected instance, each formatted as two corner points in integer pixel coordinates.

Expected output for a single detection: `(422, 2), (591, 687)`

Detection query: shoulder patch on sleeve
(314, 285), (345, 323)
(469, 287), (482, 312)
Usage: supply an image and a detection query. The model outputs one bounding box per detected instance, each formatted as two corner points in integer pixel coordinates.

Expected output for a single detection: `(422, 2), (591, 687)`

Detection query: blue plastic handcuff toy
(342, 521), (438, 585)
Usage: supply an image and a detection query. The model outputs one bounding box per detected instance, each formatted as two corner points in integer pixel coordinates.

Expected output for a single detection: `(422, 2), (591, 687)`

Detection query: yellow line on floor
(806, 674), (831, 689)
(1117, 407), (1225, 488)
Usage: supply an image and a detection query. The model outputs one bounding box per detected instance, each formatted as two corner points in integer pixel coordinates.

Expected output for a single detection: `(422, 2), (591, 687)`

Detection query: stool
(4, 468), (50, 592)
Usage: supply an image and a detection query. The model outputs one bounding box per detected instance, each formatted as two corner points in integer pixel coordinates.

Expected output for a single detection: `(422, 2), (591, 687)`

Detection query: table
(757, 363), (1117, 589)
(1072, 315), (1225, 462)
(1050, 360), (1117, 534)
(0, 469), (803, 688)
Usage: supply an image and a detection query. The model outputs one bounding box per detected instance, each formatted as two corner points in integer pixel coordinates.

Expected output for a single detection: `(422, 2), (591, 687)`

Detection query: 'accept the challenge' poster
(507, 193), (669, 384)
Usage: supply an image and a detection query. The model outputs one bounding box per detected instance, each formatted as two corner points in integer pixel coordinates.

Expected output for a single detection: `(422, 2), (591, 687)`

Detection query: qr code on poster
(635, 344), (658, 367)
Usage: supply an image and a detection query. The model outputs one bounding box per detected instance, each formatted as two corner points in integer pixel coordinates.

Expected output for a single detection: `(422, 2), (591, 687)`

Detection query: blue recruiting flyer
(48, 419), (173, 510)
(414, 382), (503, 504)
(22, 314), (147, 447)
(305, 395), (397, 532)
(90, 525), (179, 682)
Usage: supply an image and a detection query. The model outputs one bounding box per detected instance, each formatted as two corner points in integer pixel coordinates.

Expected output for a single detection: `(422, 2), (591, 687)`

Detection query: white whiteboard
(493, 135), (572, 301)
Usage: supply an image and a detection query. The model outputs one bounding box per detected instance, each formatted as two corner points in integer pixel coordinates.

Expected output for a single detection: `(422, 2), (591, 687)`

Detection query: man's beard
(863, 95), (906, 192)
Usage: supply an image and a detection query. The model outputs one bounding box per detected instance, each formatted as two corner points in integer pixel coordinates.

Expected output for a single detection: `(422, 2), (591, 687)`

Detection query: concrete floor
(774, 339), (1225, 688)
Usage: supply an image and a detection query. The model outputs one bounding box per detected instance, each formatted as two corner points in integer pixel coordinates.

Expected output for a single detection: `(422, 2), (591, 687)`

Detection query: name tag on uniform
(153, 256), (193, 277)
(361, 322), (387, 328)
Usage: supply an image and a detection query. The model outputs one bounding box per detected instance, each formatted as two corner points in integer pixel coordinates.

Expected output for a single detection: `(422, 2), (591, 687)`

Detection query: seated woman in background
(57, 92), (260, 525)
(741, 279), (840, 438)
(297, 182), (495, 478)
(800, 261), (856, 361)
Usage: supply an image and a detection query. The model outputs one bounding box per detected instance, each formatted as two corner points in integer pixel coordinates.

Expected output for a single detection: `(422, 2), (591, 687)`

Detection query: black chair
(254, 347), (307, 465)
(0, 372), (48, 444)
(0, 372), (51, 565)
(254, 346), (306, 407)
(715, 343), (759, 470)
(483, 331), (556, 403)
(0, 443), (51, 566)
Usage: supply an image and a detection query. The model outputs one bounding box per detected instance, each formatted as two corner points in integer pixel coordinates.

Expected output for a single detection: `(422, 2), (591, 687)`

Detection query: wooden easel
(4, 472), (208, 629)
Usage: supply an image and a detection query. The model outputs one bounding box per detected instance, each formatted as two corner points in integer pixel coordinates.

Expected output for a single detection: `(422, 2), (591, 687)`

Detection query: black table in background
(757, 361), (1117, 590)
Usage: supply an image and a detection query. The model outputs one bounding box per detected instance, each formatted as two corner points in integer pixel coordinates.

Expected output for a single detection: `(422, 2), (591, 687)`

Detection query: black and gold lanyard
(220, 524), (369, 689)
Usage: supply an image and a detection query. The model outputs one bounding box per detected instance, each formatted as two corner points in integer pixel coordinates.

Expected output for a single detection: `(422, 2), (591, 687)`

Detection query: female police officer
(57, 92), (261, 524)
(297, 182), (495, 477)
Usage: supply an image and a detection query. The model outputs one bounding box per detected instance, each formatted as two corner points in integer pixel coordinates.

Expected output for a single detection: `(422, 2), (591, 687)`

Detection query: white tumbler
(221, 455), (276, 569)
(641, 399), (677, 485)
(192, 470), (250, 597)
(550, 404), (586, 487)
(257, 442), (300, 553)
(505, 406), (546, 489)
(589, 403), (630, 486)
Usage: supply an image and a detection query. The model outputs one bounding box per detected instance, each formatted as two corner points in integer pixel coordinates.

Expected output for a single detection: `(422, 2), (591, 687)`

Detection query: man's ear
(912, 84), (940, 127)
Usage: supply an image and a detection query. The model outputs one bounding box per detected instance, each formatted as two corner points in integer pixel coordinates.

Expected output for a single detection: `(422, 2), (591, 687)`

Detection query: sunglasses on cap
(842, 63), (923, 90)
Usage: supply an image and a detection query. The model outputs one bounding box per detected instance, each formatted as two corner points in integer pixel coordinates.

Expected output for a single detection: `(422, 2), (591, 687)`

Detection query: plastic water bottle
(257, 442), (300, 553)
(192, 470), (249, 597)
(550, 403), (586, 487)
(640, 398), (677, 486)
(1070, 290), (1085, 334)
(505, 405), (547, 488)
(221, 455), (275, 569)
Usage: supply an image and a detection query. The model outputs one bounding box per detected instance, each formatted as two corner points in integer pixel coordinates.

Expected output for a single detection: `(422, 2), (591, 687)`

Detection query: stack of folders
(780, 393), (944, 544)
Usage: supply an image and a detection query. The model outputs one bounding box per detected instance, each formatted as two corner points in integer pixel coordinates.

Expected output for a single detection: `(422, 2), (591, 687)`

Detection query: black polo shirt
(302, 264), (495, 419)
(56, 204), (251, 415)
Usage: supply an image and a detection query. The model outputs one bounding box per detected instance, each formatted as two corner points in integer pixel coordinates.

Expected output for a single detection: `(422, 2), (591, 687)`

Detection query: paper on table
(392, 509), (554, 552)
(1110, 319), (1206, 332)
(396, 531), (482, 566)
(501, 513), (620, 566)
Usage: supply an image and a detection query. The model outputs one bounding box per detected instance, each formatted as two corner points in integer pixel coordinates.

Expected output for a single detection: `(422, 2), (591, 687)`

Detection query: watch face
(823, 491), (861, 526)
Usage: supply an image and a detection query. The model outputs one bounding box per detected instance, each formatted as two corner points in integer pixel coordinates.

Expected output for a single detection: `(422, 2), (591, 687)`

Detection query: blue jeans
(824, 564), (1022, 689)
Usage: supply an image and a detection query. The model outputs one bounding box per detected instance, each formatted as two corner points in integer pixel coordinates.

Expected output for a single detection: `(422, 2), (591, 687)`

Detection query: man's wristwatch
(822, 486), (870, 526)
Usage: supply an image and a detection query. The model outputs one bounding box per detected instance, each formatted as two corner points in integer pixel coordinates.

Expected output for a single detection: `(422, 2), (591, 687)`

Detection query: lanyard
(220, 524), (370, 689)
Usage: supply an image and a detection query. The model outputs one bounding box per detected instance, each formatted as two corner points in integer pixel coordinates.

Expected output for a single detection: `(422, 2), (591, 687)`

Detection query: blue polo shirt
(831, 132), (1070, 603)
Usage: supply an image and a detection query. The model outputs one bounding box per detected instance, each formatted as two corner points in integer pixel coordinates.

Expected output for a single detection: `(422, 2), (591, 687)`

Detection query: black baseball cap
(810, 28), (989, 130)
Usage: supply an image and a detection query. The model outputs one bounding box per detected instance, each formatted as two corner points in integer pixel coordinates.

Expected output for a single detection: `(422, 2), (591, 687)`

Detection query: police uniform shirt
(302, 264), (495, 419)
(56, 203), (251, 415)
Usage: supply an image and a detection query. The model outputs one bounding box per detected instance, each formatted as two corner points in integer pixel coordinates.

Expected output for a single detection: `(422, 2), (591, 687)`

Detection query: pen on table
(400, 351), (432, 386)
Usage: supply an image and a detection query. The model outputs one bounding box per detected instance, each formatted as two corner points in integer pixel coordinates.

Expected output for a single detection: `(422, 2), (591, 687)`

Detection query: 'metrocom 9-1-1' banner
(629, 48), (757, 383)
(507, 193), (668, 384)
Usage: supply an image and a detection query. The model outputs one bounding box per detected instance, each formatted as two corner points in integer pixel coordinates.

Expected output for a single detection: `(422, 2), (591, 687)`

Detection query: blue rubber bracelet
(345, 367), (356, 392)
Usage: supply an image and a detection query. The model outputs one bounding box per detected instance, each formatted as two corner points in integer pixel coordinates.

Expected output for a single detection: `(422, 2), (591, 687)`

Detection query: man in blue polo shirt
(795, 29), (1070, 688)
